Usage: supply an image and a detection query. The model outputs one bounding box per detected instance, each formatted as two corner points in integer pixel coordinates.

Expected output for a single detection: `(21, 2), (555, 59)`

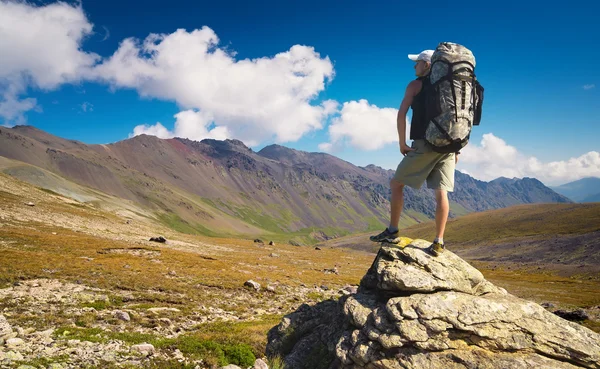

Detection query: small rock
(5, 351), (24, 361)
(67, 339), (80, 347)
(541, 302), (556, 309)
(266, 285), (276, 293)
(315, 247), (322, 250)
(244, 280), (261, 291)
(114, 310), (131, 322)
(554, 309), (589, 321)
(0, 314), (12, 337)
(320, 285), (329, 291)
(269, 241), (275, 246)
(253, 358), (269, 369)
(323, 267), (339, 275)
(6, 337), (24, 348)
(340, 285), (358, 295)
(25, 202), (35, 206)
(147, 307), (180, 314)
(52, 232), (57, 235)
(254, 239), (264, 244)
(132, 343), (155, 356)
(149, 236), (167, 243)
(48, 364), (65, 369)
(269, 253), (280, 258)
(168, 270), (177, 276)
(173, 348), (185, 360)
(220, 365), (242, 369)
(16, 365), (36, 369)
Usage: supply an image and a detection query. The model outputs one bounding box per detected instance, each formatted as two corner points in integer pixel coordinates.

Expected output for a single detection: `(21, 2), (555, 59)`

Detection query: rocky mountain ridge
(0, 125), (571, 240)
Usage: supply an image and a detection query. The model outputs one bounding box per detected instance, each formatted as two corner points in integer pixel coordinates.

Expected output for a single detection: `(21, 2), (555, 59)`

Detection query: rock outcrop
(267, 239), (600, 369)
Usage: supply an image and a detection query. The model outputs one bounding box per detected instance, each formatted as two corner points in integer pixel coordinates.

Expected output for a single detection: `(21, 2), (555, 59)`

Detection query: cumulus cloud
(94, 27), (336, 145)
(319, 99), (405, 152)
(0, 1), (98, 124)
(459, 133), (600, 185)
(583, 84), (595, 90)
(130, 110), (230, 142)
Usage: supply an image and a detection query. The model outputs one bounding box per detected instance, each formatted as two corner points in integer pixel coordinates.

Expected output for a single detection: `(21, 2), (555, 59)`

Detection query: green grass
(16, 354), (71, 368)
(157, 213), (220, 237)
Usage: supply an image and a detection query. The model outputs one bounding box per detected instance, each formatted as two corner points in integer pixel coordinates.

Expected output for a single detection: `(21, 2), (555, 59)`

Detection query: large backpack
(424, 42), (484, 153)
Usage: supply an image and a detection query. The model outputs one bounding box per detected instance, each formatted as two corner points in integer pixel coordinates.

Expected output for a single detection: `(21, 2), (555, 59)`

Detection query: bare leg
(389, 179), (404, 229)
(434, 189), (449, 240)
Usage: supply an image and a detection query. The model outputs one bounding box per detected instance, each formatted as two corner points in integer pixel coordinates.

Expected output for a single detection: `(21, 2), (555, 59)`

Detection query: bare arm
(397, 80), (420, 155)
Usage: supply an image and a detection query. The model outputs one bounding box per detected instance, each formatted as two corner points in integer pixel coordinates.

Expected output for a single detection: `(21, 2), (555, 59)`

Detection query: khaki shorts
(393, 139), (455, 192)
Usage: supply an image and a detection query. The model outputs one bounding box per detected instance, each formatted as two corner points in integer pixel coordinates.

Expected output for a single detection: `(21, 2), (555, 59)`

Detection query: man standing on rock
(369, 49), (458, 256)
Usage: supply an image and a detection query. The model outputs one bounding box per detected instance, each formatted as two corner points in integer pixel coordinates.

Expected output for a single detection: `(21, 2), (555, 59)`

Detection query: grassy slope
(402, 203), (600, 244)
(0, 172), (375, 366)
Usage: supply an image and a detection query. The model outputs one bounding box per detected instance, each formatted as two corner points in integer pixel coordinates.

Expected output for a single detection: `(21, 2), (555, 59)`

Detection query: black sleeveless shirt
(410, 75), (431, 140)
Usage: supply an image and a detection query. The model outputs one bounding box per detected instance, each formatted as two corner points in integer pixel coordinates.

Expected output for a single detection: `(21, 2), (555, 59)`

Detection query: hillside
(0, 126), (571, 242)
(323, 203), (600, 278)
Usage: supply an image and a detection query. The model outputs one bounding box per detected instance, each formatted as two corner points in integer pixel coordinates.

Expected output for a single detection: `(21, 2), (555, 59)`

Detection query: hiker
(369, 49), (458, 256)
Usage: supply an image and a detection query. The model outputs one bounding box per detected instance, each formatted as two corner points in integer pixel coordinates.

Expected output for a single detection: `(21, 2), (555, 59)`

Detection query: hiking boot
(429, 241), (445, 256)
(369, 228), (399, 243)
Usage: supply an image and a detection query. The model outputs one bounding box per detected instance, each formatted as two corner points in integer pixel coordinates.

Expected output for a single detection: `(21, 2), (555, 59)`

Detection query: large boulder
(267, 239), (600, 369)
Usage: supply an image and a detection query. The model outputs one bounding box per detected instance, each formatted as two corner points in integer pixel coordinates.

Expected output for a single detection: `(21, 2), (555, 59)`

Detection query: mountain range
(0, 125), (571, 242)
(551, 177), (600, 203)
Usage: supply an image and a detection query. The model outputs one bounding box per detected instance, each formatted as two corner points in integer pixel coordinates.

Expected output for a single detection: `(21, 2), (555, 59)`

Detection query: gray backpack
(425, 42), (484, 153)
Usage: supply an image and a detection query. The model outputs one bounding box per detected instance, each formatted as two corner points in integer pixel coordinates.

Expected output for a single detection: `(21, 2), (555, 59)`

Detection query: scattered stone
(168, 270), (177, 276)
(0, 314), (12, 337)
(25, 202), (35, 206)
(320, 285), (329, 291)
(114, 310), (131, 322)
(323, 267), (339, 275)
(254, 239), (264, 244)
(315, 247), (322, 250)
(148, 307), (181, 314)
(220, 365), (242, 369)
(269, 241), (275, 246)
(541, 302), (556, 309)
(6, 337), (24, 348)
(554, 309), (589, 321)
(149, 236), (166, 243)
(48, 364), (65, 369)
(131, 343), (155, 356)
(340, 285), (358, 295)
(269, 253), (279, 258)
(5, 351), (24, 361)
(244, 280), (261, 292)
(266, 285), (277, 293)
(253, 358), (269, 369)
(17, 365), (37, 369)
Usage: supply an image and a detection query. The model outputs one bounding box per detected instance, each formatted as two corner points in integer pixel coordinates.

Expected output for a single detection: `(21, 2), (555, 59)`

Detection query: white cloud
(0, 1), (98, 124)
(130, 109), (230, 142)
(583, 84), (595, 90)
(459, 133), (600, 185)
(94, 28), (335, 145)
(80, 102), (93, 112)
(319, 99), (405, 152)
(0, 83), (39, 124)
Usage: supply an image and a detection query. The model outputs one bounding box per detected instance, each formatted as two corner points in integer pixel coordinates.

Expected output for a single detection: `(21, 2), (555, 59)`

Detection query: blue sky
(1, 0), (599, 185)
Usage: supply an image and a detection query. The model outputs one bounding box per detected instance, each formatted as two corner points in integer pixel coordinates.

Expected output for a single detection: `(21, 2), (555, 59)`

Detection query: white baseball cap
(408, 50), (434, 63)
